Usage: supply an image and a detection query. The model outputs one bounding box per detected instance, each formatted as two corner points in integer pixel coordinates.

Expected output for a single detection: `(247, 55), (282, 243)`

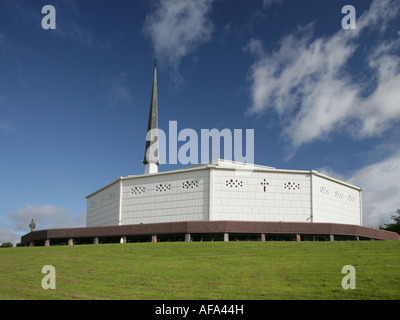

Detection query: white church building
(86, 61), (362, 229)
(22, 61), (400, 246)
(86, 159), (362, 228)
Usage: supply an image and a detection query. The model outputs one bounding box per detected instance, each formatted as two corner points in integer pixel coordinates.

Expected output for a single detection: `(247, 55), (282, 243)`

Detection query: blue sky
(1, 0), (400, 244)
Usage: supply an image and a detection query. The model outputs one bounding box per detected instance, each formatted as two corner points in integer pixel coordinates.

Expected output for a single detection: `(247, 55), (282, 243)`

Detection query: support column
(329, 234), (335, 242)
(94, 237), (99, 244)
(151, 234), (157, 243)
(68, 238), (74, 246)
(120, 236), (126, 244)
(260, 233), (266, 242)
(223, 232), (229, 242)
(29, 241), (34, 247)
(355, 236), (359, 241)
(296, 234), (301, 242)
(185, 233), (191, 242)
(44, 239), (50, 247)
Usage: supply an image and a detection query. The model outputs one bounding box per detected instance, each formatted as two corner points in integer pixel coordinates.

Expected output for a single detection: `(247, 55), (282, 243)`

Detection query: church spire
(143, 60), (160, 174)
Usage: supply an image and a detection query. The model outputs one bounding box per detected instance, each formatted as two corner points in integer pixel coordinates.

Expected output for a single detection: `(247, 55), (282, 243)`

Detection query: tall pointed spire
(143, 59), (160, 174)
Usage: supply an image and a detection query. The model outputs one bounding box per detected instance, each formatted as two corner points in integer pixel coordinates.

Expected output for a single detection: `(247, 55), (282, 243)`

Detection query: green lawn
(0, 241), (399, 300)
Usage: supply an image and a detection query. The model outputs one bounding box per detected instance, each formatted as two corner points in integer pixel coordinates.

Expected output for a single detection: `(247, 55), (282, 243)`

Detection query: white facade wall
(86, 161), (362, 227)
(210, 169), (312, 223)
(120, 169), (209, 224)
(86, 181), (120, 227)
(312, 174), (362, 225)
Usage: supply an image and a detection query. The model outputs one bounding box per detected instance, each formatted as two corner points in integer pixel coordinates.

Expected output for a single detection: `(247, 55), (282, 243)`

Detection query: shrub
(1, 242), (13, 248)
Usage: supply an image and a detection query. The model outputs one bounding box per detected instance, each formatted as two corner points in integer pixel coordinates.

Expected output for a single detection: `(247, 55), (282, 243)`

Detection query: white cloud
(357, 41), (400, 137)
(245, 0), (400, 153)
(244, 0), (400, 229)
(8, 204), (85, 233)
(317, 166), (347, 183)
(356, 0), (400, 32)
(347, 151), (400, 228)
(317, 150), (400, 229)
(143, 0), (215, 79)
(0, 227), (20, 246)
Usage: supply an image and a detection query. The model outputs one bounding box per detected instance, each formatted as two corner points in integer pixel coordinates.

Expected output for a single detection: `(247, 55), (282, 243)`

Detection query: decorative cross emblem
(261, 179), (269, 192)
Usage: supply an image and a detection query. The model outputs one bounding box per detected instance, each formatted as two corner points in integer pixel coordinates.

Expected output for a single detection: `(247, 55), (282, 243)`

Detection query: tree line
(380, 209), (400, 235)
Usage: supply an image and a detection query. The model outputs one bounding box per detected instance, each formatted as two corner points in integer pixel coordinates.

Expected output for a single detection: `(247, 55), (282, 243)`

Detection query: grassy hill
(0, 241), (399, 300)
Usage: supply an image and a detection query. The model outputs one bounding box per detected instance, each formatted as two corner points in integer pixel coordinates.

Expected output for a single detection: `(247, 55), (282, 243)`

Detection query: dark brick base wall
(21, 221), (399, 245)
